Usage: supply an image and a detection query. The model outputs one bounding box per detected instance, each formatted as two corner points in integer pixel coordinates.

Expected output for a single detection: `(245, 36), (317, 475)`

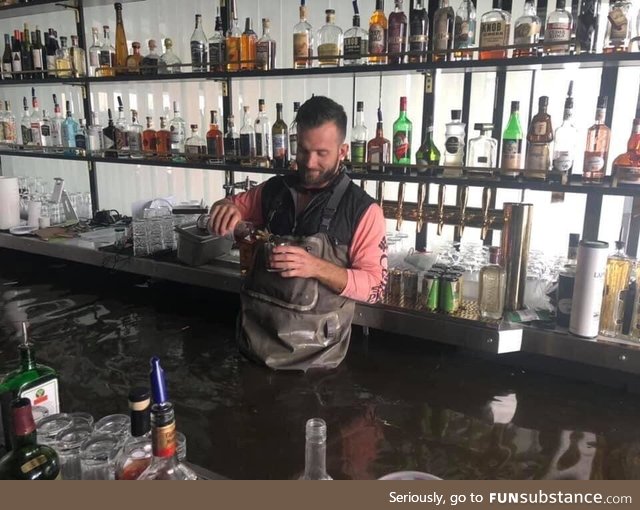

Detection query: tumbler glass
(94, 413), (130, 443)
(36, 413), (74, 446)
(79, 434), (120, 480)
(55, 425), (93, 480)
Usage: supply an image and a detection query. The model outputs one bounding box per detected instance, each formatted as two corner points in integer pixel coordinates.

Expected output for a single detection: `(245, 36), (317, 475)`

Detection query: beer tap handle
(396, 182), (406, 231)
(481, 186), (492, 240)
(457, 185), (469, 238)
(416, 183), (427, 233)
(437, 184), (446, 236)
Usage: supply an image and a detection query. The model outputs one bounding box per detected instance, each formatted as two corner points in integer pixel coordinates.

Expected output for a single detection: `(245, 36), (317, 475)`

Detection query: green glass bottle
(0, 323), (59, 452)
(416, 115), (441, 174)
(0, 398), (61, 479)
(392, 96), (413, 174)
(500, 100), (524, 178)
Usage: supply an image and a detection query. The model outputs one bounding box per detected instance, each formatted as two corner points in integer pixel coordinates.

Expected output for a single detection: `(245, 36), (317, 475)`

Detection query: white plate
(9, 225), (38, 236)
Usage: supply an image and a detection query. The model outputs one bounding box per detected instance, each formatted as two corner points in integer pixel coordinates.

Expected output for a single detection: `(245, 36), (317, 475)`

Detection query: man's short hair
(295, 96), (348, 142)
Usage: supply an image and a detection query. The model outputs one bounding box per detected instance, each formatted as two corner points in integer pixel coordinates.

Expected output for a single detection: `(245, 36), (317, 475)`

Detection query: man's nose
(305, 152), (319, 168)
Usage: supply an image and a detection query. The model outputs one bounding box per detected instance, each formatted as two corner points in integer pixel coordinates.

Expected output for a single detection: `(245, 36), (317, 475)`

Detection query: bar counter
(1, 249), (640, 480)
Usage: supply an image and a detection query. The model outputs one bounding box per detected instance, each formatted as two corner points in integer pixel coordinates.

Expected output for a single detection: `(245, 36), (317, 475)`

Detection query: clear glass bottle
(185, 124), (206, 161)
(88, 112), (104, 154)
(209, 9), (226, 72)
(20, 97), (31, 146)
(500, 101), (523, 178)
(392, 96), (413, 172)
(545, 0), (573, 55)
(97, 25), (115, 77)
(433, 0), (455, 62)
(241, 17), (257, 71)
(293, 2), (314, 69)
(141, 39), (159, 75)
(416, 115), (441, 173)
(75, 118), (87, 155)
(299, 418), (332, 480)
(226, 16), (242, 72)
(155, 116), (171, 157)
(272, 102), (289, 168)
(225, 115), (240, 164)
(467, 123), (497, 169)
(575, 0), (601, 54)
(169, 101), (186, 157)
(367, 108), (391, 172)
(190, 14), (208, 72)
(159, 38), (181, 74)
(114, 97), (129, 153)
(478, 0), (511, 60)
(442, 109), (465, 175)
(388, 0), (408, 64)
(600, 241), (633, 337)
(62, 100), (78, 155)
(408, 0), (428, 63)
(553, 81), (577, 174)
(69, 35), (86, 77)
(128, 109), (143, 158)
(88, 27), (101, 77)
(513, 0), (540, 57)
(604, 0), (632, 53)
(582, 95), (610, 183)
(239, 106), (256, 166)
(454, 0), (476, 60)
(255, 99), (271, 164)
(524, 95), (553, 180)
(479, 246), (506, 320)
(49, 94), (63, 148)
(2, 100), (17, 146)
(256, 18), (276, 70)
(351, 101), (368, 171)
(344, 9), (369, 65)
(114, 387), (152, 480)
(40, 109), (51, 147)
(55, 36), (72, 78)
(125, 41), (142, 74)
(142, 116), (156, 156)
(30, 88), (43, 147)
(103, 108), (118, 157)
(288, 101), (300, 162)
(317, 9), (342, 67)
(206, 110), (224, 163)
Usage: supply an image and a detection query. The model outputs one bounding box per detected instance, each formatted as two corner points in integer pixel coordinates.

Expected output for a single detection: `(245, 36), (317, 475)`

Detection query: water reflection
(1, 251), (640, 479)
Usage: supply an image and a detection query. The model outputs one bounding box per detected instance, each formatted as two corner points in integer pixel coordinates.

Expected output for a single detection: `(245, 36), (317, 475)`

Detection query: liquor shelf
(0, 0), (143, 20)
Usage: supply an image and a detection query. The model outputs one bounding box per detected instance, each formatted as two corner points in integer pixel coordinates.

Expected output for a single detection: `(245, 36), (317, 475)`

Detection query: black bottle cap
(356, 101), (364, 111)
(510, 101), (519, 112)
(539, 96), (548, 107)
(293, 101), (301, 110)
(128, 387), (151, 437)
(569, 233), (580, 247)
(128, 386), (151, 404)
(556, 0), (565, 8)
(451, 109), (461, 120)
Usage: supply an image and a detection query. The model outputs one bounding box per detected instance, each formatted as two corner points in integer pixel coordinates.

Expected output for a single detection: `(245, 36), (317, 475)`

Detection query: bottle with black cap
(556, 233), (580, 328)
(114, 386), (152, 480)
(442, 109), (465, 177)
(467, 123), (497, 170)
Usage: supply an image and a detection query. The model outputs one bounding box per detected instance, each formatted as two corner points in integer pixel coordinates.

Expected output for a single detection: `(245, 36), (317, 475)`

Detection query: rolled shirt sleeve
(229, 183), (266, 226)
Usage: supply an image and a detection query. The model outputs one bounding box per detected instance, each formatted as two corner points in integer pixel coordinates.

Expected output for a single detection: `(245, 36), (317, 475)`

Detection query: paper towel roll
(0, 177), (20, 230)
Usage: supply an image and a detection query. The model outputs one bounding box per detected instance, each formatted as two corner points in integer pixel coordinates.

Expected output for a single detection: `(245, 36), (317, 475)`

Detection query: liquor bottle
(582, 95), (610, 183)
(137, 358), (197, 480)
(226, 16), (242, 71)
(299, 418), (332, 480)
(467, 123), (497, 169)
(114, 387), (152, 480)
(128, 110), (143, 158)
(75, 119), (87, 155)
(501, 101), (523, 178)
(87, 112), (104, 154)
(454, 0), (476, 60)
(0, 398), (60, 479)
(70, 35), (86, 77)
(159, 38), (181, 74)
(114, 2), (128, 75)
(255, 99), (271, 164)
(225, 115), (241, 164)
(293, 0), (314, 69)
(344, 3), (369, 66)
(97, 25), (115, 77)
(156, 116), (171, 158)
(367, 108), (391, 172)
(190, 14), (208, 72)
(0, 323), (59, 452)
(88, 27), (101, 77)
(125, 41), (142, 74)
(239, 106), (256, 166)
(612, 85), (640, 185)
(206, 110), (224, 163)
(478, 246), (506, 320)
(575, 0), (601, 54)
(46, 29), (59, 78)
(552, 81), (577, 174)
(21, 25), (33, 79)
(11, 31), (22, 80)
(479, 0), (511, 60)
(604, 0), (632, 53)
(524, 95), (554, 180)
(433, 0), (455, 62)
(442, 109), (465, 176)
(55, 36), (72, 78)
(62, 100), (79, 155)
(388, 0), (408, 64)
(392, 96), (412, 173)
(2, 34), (12, 79)
(31, 27), (44, 79)
(30, 88), (43, 147)
(40, 109), (51, 147)
(351, 101), (368, 171)
(20, 96), (31, 146)
(368, 0), (388, 65)
(317, 9), (343, 67)
(2, 101), (17, 146)
(209, 9), (226, 72)
(272, 103), (289, 168)
(513, 0), (541, 57)
(408, 0), (428, 63)
(141, 39), (159, 75)
(184, 124), (206, 161)
(114, 96), (129, 154)
(102, 108), (118, 157)
(169, 101), (186, 157)
(142, 116), (156, 156)
(289, 101), (300, 161)
(600, 241), (632, 337)
(256, 18), (276, 70)
(50, 94), (63, 148)
(241, 17), (257, 71)
(545, 0), (573, 55)
(415, 115), (441, 173)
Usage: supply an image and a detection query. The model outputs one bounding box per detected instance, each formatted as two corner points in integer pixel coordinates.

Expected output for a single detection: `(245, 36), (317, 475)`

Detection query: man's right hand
(208, 199), (242, 237)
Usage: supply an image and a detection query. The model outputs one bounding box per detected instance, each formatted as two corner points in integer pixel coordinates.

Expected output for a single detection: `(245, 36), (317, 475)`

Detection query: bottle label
(207, 137), (222, 158)
(12, 53), (22, 73)
(191, 41), (207, 69)
(545, 22), (571, 51)
(272, 133), (288, 159)
(608, 9), (629, 40)
(21, 124), (32, 144)
(98, 50), (111, 66)
(2, 121), (16, 142)
(368, 24), (386, 55)
(351, 140), (366, 163)
(480, 20), (508, 48)
(30, 123), (42, 146)
(393, 131), (411, 161)
(209, 41), (226, 69)
(525, 143), (550, 171)
(317, 43), (339, 64)
(19, 379), (59, 415)
(434, 18), (451, 51)
(613, 164), (640, 184)
(152, 422), (177, 458)
(2, 62), (12, 76)
(584, 154), (605, 172)
(224, 137), (239, 157)
(88, 132), (103, 151)
(128, 133), (141, 152)
(186, 144), (204, 155)
(409, 34), (427, 52)
(20, 455), (49, 475)
(240, 133), (255, 157)
(344, 36), (363, 60)
(293, 33), (310, 62)
(226, 37), (241, 67)
(255, 133), (270, 157)
(289, 133), (297, 156)
(477, 156), (489, 164)
(115, 127), (128, 150)
(368, 147), (383, 170)
(387, 24), (406, 54)
(445, 136), (460, 154)
(501, 139), (522, 170)
(532, 122), (547, 136)
(32, 49), (44, 70)
(454, 18), (475, 48)
(514, 22), (540, 45)
(256, 41), (272, 69)
(89, 50), (100, 68)
(40, 123), (51, 138)
(558, 297), (572, 315)
(553, 151), (573, 172)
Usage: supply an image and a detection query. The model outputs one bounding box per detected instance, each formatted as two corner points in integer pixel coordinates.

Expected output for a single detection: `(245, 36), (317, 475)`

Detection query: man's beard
(298, 158), (341, 188)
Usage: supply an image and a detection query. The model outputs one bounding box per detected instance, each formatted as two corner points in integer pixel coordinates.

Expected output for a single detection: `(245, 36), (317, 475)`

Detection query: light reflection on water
(1, 251), (640, 479)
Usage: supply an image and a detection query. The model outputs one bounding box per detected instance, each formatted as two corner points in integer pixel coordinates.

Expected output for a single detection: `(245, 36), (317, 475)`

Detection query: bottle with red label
(0, 322), (59, 453)
(392, 96), (412, 174)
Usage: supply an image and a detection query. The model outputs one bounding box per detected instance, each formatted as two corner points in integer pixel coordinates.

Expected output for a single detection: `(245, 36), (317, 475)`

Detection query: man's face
(296, 121), (349, 189)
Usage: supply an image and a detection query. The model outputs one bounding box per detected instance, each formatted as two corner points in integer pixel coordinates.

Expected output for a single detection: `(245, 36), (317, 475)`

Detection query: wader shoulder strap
(319, 174), (351, 234)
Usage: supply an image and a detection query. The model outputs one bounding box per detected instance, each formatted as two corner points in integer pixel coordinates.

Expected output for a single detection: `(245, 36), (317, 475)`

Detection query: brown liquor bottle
(114, 2), (128, 75)
(142, 116), (156, 156)
(433, 0), (455, 62)
(388, 0), (408, 64)
(241, 18), (257, 70)
(125, 42), (142, 74)
(206, 110), (224, 163)
(367, 108), (391, 172)
(524, 95), (553, 180)
(155, 116), (171, 158)
(368, 0), (388, 64)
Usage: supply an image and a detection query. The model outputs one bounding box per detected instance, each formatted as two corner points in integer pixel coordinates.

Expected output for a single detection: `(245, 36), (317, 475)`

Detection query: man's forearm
(312, 258), (349, 295)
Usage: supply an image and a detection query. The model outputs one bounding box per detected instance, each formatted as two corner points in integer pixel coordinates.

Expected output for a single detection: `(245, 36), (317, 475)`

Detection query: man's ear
(339, 143), (349, 161)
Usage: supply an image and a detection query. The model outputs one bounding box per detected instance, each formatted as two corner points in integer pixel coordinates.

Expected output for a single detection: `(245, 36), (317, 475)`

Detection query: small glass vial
(479, 246), (506, 320)
(184, 124), (206, 161)
(299, 418), (332, 480)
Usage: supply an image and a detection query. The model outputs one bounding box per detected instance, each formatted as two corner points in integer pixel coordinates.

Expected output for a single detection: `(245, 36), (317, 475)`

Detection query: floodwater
(1, 249), (640, 480)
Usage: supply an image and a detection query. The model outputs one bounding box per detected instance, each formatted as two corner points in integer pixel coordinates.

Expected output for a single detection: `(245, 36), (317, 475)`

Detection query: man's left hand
(269, 245), (319, 279)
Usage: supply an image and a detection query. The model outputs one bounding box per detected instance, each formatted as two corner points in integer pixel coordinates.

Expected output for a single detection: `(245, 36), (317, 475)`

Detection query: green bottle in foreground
(0, 322), (59, 452)
(0, 398), (61, 479)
